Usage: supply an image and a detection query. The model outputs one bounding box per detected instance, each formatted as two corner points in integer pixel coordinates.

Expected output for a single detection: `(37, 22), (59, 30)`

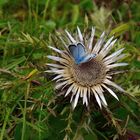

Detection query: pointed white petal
(70, 85), (78, 102)
(95, 86), (107, 106)
(45, 69), (64, 74)
(79, 87), (83, 97)
(104, 54), (126, 65)
(104, 36), (114, 47)
(99, 36), (114, 53)
(114, 53), (126, 61)
(99, 92), (107, 106)
(86, 97), (88, 106)
(47, 55), (69, 64)
(70, 93), (75, 103)
(56, 77), (70, 82)
(92, 32), (105, 53)
(47, 55), (63, 61)
(104, 48), (124, 61)
(107, 63), (128, 69)
(45, 70), (54, 73)
(53, 75), (63, 81)
(92, 88), (102, 108)
(100, 39), (117, 59)
(102, 84), (119, 100)
(48, 46), (63, 54)
(61, 79), (73, 90)
(51, 68), (64, 73)
(104, 79), (125, 92)
(83, 88), (88, 105)
(88, 27), (95, 50)
(65, 84), (74, 97)
(73, 88), (80, 109)
(47, 63), (63, 68)
(55, 81), (68, 89)
(106, 75), (112, 79)
(88, 88), (91, 100)
(55, 78), (63, 82)
(77, 26), (83, 42)
(65, 30), (76, 43)
(103, 39), (117, 56)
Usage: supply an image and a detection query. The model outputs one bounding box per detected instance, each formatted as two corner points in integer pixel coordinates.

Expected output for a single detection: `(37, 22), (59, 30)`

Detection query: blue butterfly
(68, 43), (96, 64)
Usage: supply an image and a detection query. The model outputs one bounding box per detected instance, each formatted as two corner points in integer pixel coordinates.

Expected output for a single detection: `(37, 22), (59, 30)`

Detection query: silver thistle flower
(46, 27), (128, 109)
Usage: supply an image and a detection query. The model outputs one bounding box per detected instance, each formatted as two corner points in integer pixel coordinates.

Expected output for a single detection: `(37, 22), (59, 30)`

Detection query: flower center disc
(71, 58), (106, 86)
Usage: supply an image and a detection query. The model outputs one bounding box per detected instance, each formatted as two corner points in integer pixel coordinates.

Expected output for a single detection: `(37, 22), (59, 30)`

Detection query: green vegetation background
(0, 0), (140, 140)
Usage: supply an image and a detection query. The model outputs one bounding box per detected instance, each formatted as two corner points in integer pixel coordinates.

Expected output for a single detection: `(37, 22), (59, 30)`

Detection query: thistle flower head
(47, 27), (128, 109)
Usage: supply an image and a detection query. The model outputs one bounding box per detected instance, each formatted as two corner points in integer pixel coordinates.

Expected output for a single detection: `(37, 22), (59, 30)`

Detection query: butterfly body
(68, 43), (96, 64)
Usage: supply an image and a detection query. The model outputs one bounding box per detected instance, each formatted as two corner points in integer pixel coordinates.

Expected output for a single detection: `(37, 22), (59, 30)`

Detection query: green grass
(0, 0), (140, 139)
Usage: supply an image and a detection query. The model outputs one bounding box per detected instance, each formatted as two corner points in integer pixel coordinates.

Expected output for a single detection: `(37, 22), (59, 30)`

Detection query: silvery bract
(46, 27), (128, 109)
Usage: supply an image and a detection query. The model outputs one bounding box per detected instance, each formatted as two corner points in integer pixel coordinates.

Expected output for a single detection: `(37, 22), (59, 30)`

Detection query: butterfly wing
(76, 43), (86, 59)
(68, 43), (96, 64)
(69, 43), (86, 64)
(68, 44), (78, 60)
